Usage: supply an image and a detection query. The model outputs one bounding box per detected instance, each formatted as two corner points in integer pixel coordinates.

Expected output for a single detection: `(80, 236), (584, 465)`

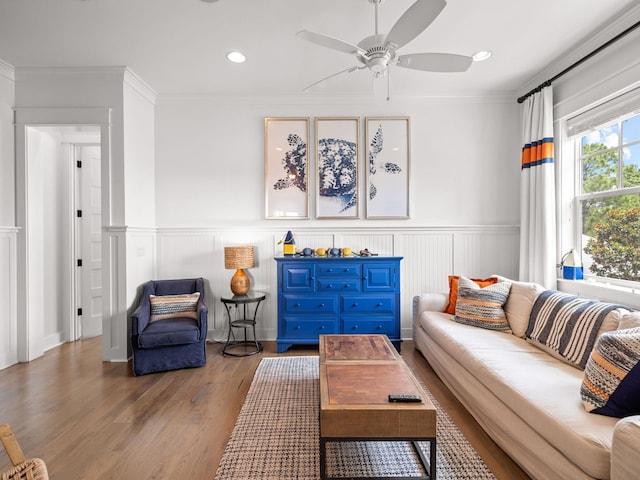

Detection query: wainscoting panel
(155, 226), (520, 345)
(0, 228), (18, 370)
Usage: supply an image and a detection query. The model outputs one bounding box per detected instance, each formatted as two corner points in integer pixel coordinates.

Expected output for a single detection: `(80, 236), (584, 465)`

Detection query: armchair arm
(611, 415), (640, 479)
(131, 282), (154, 335)
(412, 293), (449, 323)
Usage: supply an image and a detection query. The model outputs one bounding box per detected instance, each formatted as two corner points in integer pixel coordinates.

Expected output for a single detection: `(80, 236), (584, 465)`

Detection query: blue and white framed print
(264, 117), (310, 219)
(365, 116), (411, 219)
(315, 117), (360, 219)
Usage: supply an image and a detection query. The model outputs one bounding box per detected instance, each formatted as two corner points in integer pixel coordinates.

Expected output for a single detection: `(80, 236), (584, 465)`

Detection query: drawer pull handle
(294, 303), (300, 307)
(327, 284), (332, 289)
(319, 303), (325, 308)
(376, 325), (382, 330)
(327, 268), (333, 272)
(352, 325), (358, 330)
(376, 302), (383, 307)
(343, 269), (350, 272)
(319, 325), (325, 330)
(344, 284), (350, 288)
(352, 303), (358, 307)
(295, 325), (301, 330)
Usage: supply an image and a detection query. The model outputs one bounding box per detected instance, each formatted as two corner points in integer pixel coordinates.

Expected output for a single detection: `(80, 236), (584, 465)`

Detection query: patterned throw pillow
(454, 276), (512, 331)
(444, 275), (499, 314)
(581, 327), (640, 417)
(149, 292), (200, 322)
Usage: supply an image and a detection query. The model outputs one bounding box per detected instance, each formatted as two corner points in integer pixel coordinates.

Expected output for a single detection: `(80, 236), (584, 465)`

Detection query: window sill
(557, 278), (640, 309)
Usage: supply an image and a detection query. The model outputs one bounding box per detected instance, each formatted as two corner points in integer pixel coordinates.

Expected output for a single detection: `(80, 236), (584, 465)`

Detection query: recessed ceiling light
(226, 51), (246, 63)
(200, 0), (219, 3)
(472, 50), (492, 62)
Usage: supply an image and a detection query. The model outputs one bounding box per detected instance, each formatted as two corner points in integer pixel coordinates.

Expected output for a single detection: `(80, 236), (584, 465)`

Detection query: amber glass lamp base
(230, 268), (250, 296)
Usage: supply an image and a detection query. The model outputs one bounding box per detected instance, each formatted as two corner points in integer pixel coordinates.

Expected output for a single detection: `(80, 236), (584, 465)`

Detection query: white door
(77, 145), (102, 338)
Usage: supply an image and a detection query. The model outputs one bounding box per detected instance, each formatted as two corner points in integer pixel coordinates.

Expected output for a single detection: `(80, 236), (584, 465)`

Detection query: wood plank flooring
(0, 338), (529, 479)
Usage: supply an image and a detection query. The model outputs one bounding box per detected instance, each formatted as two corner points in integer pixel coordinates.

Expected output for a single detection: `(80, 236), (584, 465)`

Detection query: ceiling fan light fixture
(472, 50), (492, 62)
(226, 51), (246, 63)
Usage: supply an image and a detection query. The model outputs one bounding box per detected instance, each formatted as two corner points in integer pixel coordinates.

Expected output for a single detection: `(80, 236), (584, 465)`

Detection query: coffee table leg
(413, 439), (436, 480)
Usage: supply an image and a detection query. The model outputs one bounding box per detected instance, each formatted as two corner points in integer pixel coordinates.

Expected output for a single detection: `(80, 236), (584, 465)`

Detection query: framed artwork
(365, 116), (411, 219)
(264, 117), (310, 219)
(315, 117), (360, 219)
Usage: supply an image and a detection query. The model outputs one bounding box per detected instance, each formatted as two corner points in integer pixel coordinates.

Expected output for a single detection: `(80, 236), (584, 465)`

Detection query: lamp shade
(224, 246), (255, 270)
(224, 246), (255, 295)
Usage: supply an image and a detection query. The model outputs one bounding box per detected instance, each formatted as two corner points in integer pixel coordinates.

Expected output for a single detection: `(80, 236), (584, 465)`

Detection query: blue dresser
(275, 256), (402, 353)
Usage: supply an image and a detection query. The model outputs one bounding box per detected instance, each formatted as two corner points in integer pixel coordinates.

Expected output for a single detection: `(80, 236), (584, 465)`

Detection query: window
(575, 111), (640, 283)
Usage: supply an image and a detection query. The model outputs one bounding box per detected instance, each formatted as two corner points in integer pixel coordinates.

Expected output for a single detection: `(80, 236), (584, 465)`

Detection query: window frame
(571, 110), (640, 288)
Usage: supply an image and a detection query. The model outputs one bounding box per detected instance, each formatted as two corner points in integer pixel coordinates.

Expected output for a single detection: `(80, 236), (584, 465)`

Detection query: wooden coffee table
(319, 334), (437, 480)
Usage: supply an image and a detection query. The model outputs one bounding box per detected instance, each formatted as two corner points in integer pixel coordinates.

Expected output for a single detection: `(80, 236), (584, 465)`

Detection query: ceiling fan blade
(397, 53), (473, 72)
(384, 0), (447, 51)
(297, 30), (366, 56)
(302, 66), (362, 92)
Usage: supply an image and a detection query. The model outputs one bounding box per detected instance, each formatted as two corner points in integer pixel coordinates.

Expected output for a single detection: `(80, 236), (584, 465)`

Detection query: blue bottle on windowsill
(562, 249), (584, 280)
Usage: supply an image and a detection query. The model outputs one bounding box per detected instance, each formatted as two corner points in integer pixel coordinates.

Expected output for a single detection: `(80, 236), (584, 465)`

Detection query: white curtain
(519, 86), (557, 289)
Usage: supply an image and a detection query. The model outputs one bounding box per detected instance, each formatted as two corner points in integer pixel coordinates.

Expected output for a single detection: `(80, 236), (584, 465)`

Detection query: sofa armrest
(611, 415), (640, 479)
(412, 293), (449, 322)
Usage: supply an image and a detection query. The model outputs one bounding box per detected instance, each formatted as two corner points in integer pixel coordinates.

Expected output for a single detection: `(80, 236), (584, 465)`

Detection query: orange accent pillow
(444, 276), (499, 314)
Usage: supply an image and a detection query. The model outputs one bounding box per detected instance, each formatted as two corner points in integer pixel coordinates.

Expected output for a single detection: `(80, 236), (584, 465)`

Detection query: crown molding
(0, 59), (15, 81)
(123, 68), (157, 105)
(518, 3), (640, 97)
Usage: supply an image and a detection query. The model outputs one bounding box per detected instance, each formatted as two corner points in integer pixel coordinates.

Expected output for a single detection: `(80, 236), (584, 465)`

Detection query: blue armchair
(131, 278), (208, 376)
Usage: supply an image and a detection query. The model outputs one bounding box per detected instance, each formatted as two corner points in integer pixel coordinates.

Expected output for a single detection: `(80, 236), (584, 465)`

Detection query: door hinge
(77, 210), (82, 218)
(77, 259), (82, 267)
(77, 308), (83, 316)
(77, 160), (82, 168)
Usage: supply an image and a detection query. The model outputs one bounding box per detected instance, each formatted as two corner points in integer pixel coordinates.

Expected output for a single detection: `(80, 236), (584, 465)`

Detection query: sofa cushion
(418, 310), (617, 479)
(150, 292), (200, 322)
(444, 275), (498, 314)
(581, 327), (640, 418)
(454, 276), (512, 331)
(619, 311), (640, 330)
(137, 317), (201, 348)
(527, 290), (629, 369)
(492, 275), (545, 338)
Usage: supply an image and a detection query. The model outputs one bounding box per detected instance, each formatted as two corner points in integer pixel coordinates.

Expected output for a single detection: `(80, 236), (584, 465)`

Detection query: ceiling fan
(297, 0), (473, 92)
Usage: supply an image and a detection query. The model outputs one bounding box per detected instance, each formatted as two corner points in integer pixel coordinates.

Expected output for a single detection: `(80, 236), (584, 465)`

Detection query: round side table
(220, 291), (266, 357)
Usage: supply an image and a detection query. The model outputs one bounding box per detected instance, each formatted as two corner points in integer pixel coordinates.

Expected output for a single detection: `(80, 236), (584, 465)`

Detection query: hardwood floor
(0, 338), (530, 479)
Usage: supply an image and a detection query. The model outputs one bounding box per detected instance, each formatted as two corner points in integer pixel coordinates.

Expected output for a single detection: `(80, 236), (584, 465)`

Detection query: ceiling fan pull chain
(386, 67), (390, 102)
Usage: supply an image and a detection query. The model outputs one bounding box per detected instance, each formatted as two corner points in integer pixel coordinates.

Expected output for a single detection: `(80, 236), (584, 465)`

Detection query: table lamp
(224, 246), (255, 295)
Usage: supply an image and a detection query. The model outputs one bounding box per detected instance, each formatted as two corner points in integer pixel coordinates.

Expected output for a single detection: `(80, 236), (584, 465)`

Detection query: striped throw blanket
(527, 290), (626, 369)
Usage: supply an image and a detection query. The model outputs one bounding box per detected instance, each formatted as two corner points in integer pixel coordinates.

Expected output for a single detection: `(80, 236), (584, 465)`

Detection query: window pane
(581, 194), (640, 282)
(622, 114), (640, 144)
(581, 124), (619, 156)
(582, 147), (618, 193)
(623, 143), (640, 188)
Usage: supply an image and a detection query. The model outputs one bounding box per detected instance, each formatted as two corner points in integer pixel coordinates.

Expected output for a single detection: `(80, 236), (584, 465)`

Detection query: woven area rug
(215, 356), (495, 480)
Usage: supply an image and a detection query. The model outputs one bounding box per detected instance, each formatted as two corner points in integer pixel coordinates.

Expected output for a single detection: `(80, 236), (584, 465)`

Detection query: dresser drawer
(283, 295), (338, 314)
(317, 263), (361, 277)
(317, 278), (360, 293)
(342, 318), (396, 336)
(341, 294), (396, 314)
(282, 318), (338, 338)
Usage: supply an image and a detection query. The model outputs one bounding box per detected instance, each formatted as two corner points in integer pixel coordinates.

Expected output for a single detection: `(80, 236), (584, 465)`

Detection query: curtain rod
(517, 19), (640, 104)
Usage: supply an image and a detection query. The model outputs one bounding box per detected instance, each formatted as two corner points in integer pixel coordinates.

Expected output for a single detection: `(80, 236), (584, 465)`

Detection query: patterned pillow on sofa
(581, 327), (640, 417)
(454, 276), (512, 332)
(150, 292), (200, 322)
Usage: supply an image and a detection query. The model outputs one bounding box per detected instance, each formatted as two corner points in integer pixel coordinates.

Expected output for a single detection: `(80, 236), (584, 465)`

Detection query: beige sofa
(412, 278), (640, 480)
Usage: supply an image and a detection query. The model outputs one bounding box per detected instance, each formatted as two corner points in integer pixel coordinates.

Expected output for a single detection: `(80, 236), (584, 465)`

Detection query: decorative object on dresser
(275, 255), (402, 353)
(224, 245), (255, 296)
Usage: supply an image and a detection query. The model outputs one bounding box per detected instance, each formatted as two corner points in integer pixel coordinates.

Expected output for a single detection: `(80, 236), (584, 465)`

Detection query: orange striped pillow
(454, 276), (512, 331)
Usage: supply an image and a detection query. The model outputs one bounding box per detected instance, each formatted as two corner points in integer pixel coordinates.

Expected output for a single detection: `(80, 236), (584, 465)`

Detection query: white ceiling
(0, 0), (638, 98)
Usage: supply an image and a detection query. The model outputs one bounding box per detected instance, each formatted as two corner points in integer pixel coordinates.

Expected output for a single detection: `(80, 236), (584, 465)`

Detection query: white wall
(155, 95), (521, 227)
(0, 60), (16, 369)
